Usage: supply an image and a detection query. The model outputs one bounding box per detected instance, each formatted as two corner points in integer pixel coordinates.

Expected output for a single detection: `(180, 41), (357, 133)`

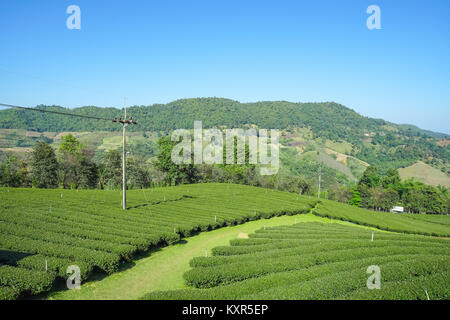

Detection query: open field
(46, 214), (328, 300)
(0, 184), (317, 300)
(143, 222), (449, 300)
(1, 183), (449, 300)
(398, 161), (450, 188)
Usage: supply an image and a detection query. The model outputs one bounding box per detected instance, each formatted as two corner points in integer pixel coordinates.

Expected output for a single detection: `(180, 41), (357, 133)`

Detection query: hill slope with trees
(0, 98), (448, 175)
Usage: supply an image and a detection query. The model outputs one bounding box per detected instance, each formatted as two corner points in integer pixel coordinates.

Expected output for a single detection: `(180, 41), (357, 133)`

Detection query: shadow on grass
(31, 240), (191, 300)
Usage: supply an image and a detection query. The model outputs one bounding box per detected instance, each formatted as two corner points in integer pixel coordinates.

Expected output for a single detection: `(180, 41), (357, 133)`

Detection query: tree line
(328, 166), (449, 214)
(0, 135), (314, 195)
(1, 134), (448, 214)
(0, 98), (448, 175)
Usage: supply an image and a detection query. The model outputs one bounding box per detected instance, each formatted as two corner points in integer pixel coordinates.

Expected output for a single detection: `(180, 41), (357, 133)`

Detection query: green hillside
(399, 161), (450, 188)
(143, 222), (450, 300)
(0, 184), (317, 300)
(1, 183), (449, 300)
(0, 98), (448, 175)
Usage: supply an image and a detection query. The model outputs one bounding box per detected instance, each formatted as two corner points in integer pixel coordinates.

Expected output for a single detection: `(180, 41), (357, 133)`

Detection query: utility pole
(123, 97), (127, 210)
(113, 97), (137, 210)
(318, 166), (322, 199)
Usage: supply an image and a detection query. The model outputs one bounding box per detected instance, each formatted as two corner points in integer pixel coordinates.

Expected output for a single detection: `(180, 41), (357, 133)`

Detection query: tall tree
(382, 168), (401, 188)
(127, 156), (150, 189)
(100, 149), (122, 189)
(349, 186), (362, 207)
(358, 166), (381, 188)
(31, 142), (58, 188)
(154, 137), (199, 185)
(58, 134), (98, 189)
(0, 153), (29, 187)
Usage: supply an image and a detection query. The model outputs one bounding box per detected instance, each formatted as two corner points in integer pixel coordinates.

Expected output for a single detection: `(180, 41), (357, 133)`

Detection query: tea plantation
(313, 200), (450, 237)
(143, 222), (450, 300)
(0, 184), (317, 300)
(1, 183), (449, 300)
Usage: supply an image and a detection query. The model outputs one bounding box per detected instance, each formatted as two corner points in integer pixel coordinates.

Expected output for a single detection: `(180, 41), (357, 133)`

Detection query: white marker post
(215, 216), (217, 222)
(371, 231), (374, 242)
(424, 288), (430, 300)
(205, 248), (208, 257)
(45, 259), (48, 272)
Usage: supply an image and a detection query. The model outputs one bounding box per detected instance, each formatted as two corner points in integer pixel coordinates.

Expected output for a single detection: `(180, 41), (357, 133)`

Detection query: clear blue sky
(0, 0), (449, 133)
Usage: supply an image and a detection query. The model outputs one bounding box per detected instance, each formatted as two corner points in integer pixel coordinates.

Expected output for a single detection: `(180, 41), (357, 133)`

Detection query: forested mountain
(0, 98), (449, 175)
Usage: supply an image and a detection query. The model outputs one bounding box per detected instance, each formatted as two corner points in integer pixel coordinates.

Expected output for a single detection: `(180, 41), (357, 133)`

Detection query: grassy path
(46, 214), (328, 300)
(46, 213), (383, 300)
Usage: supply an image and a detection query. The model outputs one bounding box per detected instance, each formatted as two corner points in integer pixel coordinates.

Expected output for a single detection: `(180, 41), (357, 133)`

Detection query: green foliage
(354, 166), (449, 214)
(0, 183), (317, 299)
(142, 223), (450, 300)
(358, 166), (381, 188)
(0, 153), (29, 187)
(0, 265), (54, 295)
(349, 186), (361, 207)
(281, 148), (352, 188)
(58, 134), (84, 156)
(0, 99), (447, 174)
(30, 142), (58, 188)
(99, 149), (122, 189)
(58, 135), (98, 189)
(127, 156), (151, 189)
(154, 137), (199, 185)
(313, 200), (450, 237)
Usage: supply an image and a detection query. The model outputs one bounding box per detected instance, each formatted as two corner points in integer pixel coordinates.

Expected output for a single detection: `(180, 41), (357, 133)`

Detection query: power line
(115, 97), (137, 210)
(0, 103), (113, 122)
(1, 101), (138, 211)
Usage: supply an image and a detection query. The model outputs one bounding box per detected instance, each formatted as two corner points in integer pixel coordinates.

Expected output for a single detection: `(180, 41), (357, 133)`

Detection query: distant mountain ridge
(0, 97), (447, 136)
(0, 98), (448, 174)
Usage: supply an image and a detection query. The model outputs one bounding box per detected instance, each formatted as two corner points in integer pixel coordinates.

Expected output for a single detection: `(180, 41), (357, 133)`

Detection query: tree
(127, 156), (151, 189)
(0, 153), (29, 187)
(58, 134), (83, 156)
(349, 186), (362, 207)
(357, 184), (373, 208)
(31, 142), (58, 188)
(381, 188), (400, 211)
(100, 149), (122, 189)
(328, 184), (352, 203)
(402, 189), (425, 213)
(277, 175), (312, 194)
(358, 166), (381, 188)
(369, 186), (385, 211)
(77, 151), (99, 189)
(382, 168), (401, 188)
(154, 137), (199, 185)
(58, 134), (98, 189)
